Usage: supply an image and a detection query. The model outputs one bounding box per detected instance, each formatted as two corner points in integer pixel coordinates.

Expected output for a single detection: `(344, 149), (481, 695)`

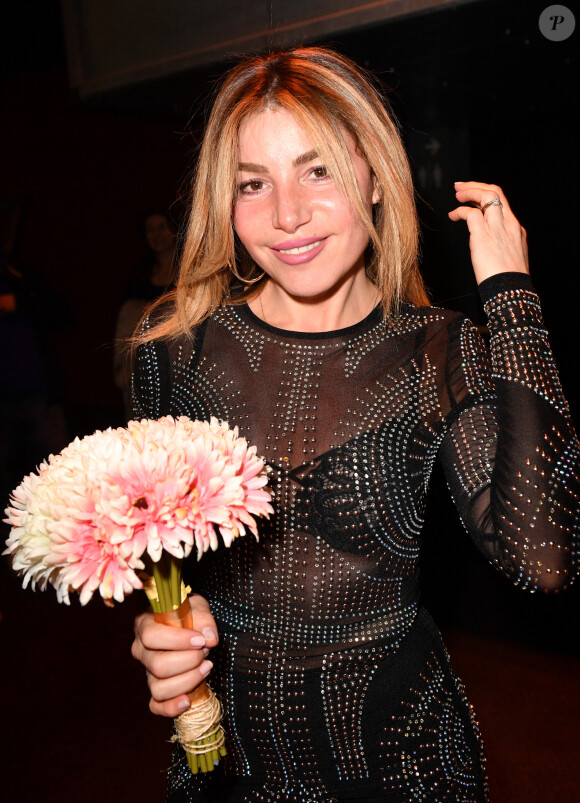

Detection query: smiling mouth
(278, 239), (325, 255)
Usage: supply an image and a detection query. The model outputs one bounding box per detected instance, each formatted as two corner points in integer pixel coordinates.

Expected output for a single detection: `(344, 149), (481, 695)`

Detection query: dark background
(1, 1), (578, 800)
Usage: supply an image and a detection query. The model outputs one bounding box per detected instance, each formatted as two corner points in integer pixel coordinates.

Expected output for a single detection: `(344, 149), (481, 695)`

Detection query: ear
(371, 175), (381, 205)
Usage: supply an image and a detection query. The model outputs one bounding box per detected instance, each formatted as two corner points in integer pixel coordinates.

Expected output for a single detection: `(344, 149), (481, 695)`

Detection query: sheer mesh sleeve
(439, 273), (579, 592)
(131, 317), (171, 420)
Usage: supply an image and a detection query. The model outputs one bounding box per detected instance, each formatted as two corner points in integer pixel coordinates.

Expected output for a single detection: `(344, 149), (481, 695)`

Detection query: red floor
(1, 565), (579, 802)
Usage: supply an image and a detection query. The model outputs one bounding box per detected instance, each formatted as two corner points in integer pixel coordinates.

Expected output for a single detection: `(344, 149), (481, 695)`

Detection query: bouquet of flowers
(3, 415), (272, 774)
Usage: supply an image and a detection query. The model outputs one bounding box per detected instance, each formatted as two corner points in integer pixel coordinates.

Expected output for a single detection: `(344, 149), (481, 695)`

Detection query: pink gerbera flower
(3, 416), (272, 605)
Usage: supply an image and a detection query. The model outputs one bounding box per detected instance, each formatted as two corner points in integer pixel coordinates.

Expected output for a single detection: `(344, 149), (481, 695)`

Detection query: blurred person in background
(113, 208), (179, 419)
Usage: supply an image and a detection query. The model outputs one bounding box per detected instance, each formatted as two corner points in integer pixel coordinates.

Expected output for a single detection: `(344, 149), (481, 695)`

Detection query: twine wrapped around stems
(172, 692), (225, 755)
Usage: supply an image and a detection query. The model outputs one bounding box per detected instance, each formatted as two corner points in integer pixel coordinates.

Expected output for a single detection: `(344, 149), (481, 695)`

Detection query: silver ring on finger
(481, 198), (503, 213)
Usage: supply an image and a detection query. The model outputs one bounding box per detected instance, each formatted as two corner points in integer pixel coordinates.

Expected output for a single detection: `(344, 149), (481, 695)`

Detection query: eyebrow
(237, 149), (320, 173)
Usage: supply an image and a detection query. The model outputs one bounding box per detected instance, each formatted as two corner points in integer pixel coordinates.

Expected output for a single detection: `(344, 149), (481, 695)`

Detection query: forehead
(236, 106), (361, 167)
(237, 107), (314, 160)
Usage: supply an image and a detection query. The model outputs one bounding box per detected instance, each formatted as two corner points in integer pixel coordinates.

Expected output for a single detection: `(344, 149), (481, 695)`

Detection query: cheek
(232, 204), (242, 235)
(331, 197), (369, 240)
(233, 205), (259, 251)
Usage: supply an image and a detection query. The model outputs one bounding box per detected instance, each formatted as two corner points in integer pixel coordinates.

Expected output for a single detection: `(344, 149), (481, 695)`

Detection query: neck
(253, 277), (379, 332)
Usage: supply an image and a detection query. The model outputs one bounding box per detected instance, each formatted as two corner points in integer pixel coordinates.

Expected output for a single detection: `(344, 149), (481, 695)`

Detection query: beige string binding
(172, 693), (226, 755)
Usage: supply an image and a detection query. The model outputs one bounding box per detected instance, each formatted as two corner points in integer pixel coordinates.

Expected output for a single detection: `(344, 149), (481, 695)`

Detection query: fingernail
(177, 698), (191, 712)
(200, 659), (213, 677)
(454, 181), (464, 185)
(203, 648), (210, 657)
(202, 627), (217, 642)
(190, 635), (205, 648)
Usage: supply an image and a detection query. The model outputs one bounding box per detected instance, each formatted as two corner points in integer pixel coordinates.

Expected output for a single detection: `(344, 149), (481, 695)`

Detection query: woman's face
(232, 107), (379, 303)
(144, 214), (175, 254)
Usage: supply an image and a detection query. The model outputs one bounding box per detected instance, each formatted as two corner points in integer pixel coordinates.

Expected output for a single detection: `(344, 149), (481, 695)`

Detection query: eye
(310, 166), (329, 179)
(239, 179), (265, 195)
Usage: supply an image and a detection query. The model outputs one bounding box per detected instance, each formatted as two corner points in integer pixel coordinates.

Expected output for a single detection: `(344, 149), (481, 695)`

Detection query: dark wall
(1, 3), (194, 433)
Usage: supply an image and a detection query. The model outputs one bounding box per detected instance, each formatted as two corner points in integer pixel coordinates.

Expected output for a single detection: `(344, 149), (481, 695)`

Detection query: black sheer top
(133, 273), (579, 672)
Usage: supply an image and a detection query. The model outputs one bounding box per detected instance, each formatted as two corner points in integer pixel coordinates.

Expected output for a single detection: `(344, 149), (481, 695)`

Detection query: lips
(270, 236), (327, 265)
(279, 239), (324, 255)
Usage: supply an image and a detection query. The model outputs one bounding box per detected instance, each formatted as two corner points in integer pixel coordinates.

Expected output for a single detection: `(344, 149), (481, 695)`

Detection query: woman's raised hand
(449, 181), (529, 285)
(131, 594), (219, 717)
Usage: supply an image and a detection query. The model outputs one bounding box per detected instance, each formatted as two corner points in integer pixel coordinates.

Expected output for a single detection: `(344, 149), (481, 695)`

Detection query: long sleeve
(439, 272), (579, 592)
(131, 325), (172, 421)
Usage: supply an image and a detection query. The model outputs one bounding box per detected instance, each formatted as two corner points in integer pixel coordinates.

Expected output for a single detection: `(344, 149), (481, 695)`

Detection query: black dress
(133, 273), (579, 802)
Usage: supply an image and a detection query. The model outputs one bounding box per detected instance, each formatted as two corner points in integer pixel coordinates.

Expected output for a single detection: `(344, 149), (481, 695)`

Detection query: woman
(131, 47), (578, 801)
(114, 209), (178, 418)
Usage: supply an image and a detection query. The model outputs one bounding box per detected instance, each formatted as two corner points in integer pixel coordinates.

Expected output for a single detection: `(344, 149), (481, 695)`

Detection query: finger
(450, 188), (513, 232)
(133, 613), (204, 652)
(134, 637), (209, 678)
(453, 181), (513, 217)
(453, 180), (509, 203)
(148, 661), (214, 714)
(447, 204), (490, 230)
(189, 594), (219, 647)
(150, 696), (192, 718)
(150, 690), (202, 719)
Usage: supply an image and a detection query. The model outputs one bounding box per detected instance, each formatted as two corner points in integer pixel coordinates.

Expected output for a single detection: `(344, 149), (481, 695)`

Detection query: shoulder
(389, 302), (470, 342)
(393, 303), (493, 400)
(138, 296), (176, 334)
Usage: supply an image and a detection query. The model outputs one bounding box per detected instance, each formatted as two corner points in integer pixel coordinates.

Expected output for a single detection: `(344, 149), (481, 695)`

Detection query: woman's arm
(130, 333), (220, 716)
(441, 183), (579, 592)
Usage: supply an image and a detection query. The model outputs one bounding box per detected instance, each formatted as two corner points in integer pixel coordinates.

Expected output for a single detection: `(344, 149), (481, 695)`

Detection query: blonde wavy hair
(139, 46), (429, 342)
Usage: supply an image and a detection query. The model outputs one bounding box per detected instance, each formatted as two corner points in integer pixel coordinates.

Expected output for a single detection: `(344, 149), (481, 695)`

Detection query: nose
(272, 184), (311, 233)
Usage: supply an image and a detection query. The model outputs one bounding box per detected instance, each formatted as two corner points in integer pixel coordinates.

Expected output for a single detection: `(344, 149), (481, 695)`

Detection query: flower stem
(143, 554), (226, 776)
